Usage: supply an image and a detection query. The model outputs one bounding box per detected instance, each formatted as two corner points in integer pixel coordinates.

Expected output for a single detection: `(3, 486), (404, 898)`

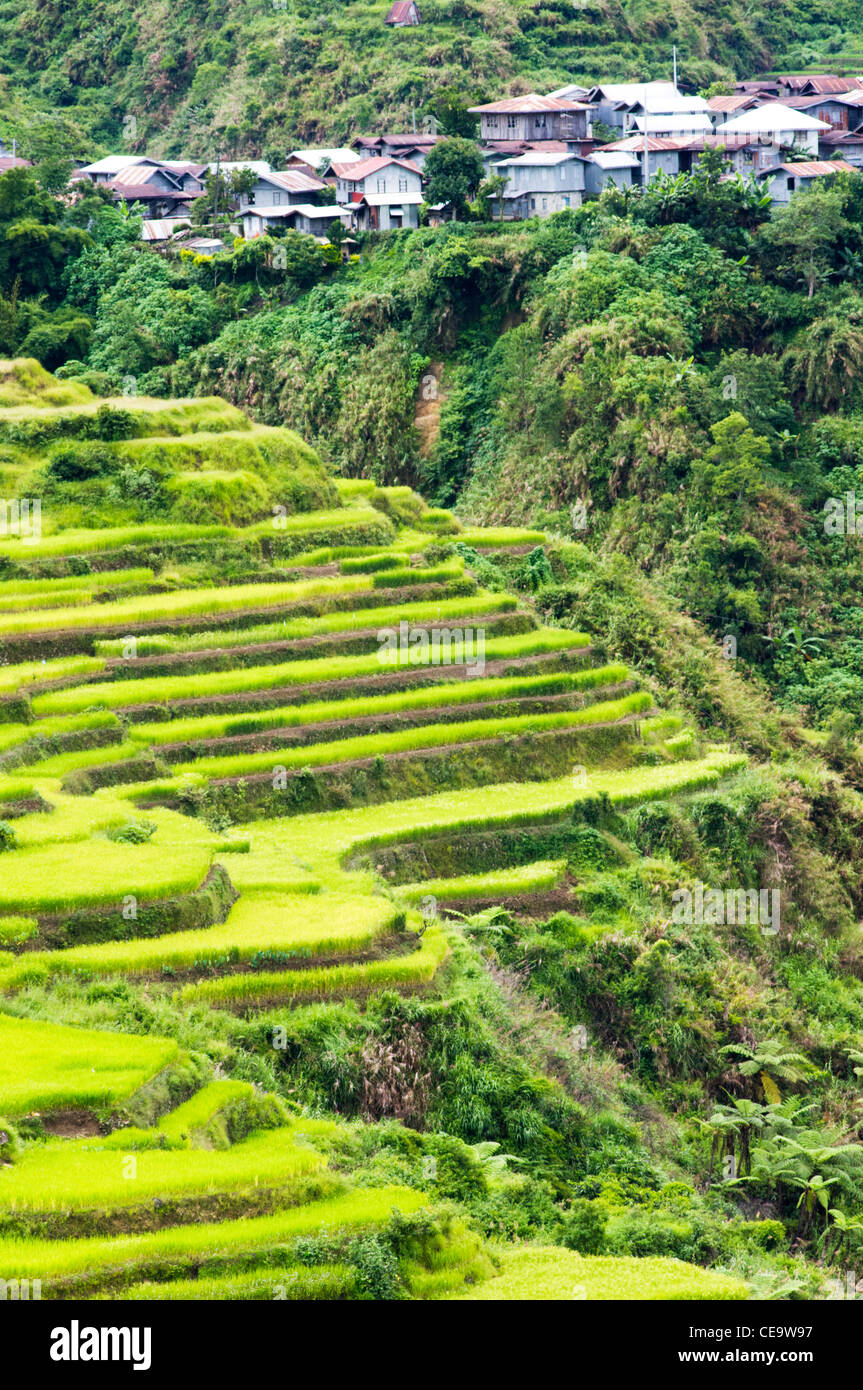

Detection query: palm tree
(720, 1040), (812, 1103)
(704, 1098), (768, 1180)
(787, 1172), (840, 1238)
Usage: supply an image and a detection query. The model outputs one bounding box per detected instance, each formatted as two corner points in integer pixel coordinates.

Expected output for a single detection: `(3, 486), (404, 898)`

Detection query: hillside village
(10, 70), (863, 253)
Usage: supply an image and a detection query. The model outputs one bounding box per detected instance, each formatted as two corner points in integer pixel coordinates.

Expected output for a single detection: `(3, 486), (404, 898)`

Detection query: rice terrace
(0, 356), (858, 1322)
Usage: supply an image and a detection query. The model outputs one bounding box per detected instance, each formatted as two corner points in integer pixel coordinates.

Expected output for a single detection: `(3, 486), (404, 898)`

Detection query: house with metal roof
(326, 155), (424, 228)
(238, 203), (352, 239)
(490, 150), (587, 217)
(468, 94), (593, 145)
(585, 81), (682, 133)
(583, 149), (640, 195)
(384, 1), (420, 24)
(235, 168), (328, 214)
(713, 102), (831, 156)
(599, 135), (689, 181)
(755, 158), (858, 203)
(774, 90), (863, 132)
(353, 133), (441, 171)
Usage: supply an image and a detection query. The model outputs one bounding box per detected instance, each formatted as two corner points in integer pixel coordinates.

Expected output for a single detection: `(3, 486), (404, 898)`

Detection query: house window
(542, 197), (548, 209)
(377, 178), (386, 192)
(534, 115), (547, 129)
(560, 165), (566, 179)
(562, 195), (570, 206)
(787, 176), (796, 191)
(507, 115), (518, 129)
(488, 115), (498, 129)
(398, 178), (408, 192)
(272, 192), (281, 205)
(247, 191), (255, 205)
(530, 198), (536, 209)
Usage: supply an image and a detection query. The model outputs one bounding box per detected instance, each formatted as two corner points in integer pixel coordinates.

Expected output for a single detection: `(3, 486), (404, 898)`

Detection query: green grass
(35, 628), (593, 716)
(168, 690), (652, 782)
(0, 1186), (428, 1283)
(0, 1013), (178, 1115)
(452, 1246), (749, 1300)
(179, 923), (449, 1006)
(155, 1080), (259, 1145)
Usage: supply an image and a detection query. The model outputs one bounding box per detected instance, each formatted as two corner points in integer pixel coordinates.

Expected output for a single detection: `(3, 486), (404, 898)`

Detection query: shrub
(559, 1198), (608, 1254)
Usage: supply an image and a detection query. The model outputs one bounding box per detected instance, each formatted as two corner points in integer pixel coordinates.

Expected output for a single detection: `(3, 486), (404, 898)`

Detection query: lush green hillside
(0, 361), (860, 1302)
(4, 0), (863, 158)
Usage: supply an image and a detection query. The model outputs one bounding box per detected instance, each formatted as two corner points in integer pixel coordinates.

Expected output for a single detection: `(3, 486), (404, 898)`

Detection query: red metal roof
(797, 76), (863, 94)
(469, 93), (593, 114)
(706, 94), (760, 112)
(762, 158), (857, 177)
(384, 1), (419, 21)
(107, 183), (182, 199)
(330, 155), (421, 179)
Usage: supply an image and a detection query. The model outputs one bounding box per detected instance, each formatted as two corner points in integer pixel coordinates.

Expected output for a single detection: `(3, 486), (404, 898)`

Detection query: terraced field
(0, 361), (750, 1302)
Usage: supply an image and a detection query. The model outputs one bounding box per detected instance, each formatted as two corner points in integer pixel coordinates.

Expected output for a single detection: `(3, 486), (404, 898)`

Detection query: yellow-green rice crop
(0, 1127), (326, 1213)
(0, 1186), (427, 1284)
(0, 893), (400, 987)
(0, 1014), (178, 1115)
(96, 590), (516, 659)
(452, 1246), (748, 1301)
(0, 574), (370, 637)
(180, 922), (449, 1006)
(129, 664), (628, 747)
(0, 838), (211, 913)
(35, 628), (592, 716)
(169, 690), (652, 781)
